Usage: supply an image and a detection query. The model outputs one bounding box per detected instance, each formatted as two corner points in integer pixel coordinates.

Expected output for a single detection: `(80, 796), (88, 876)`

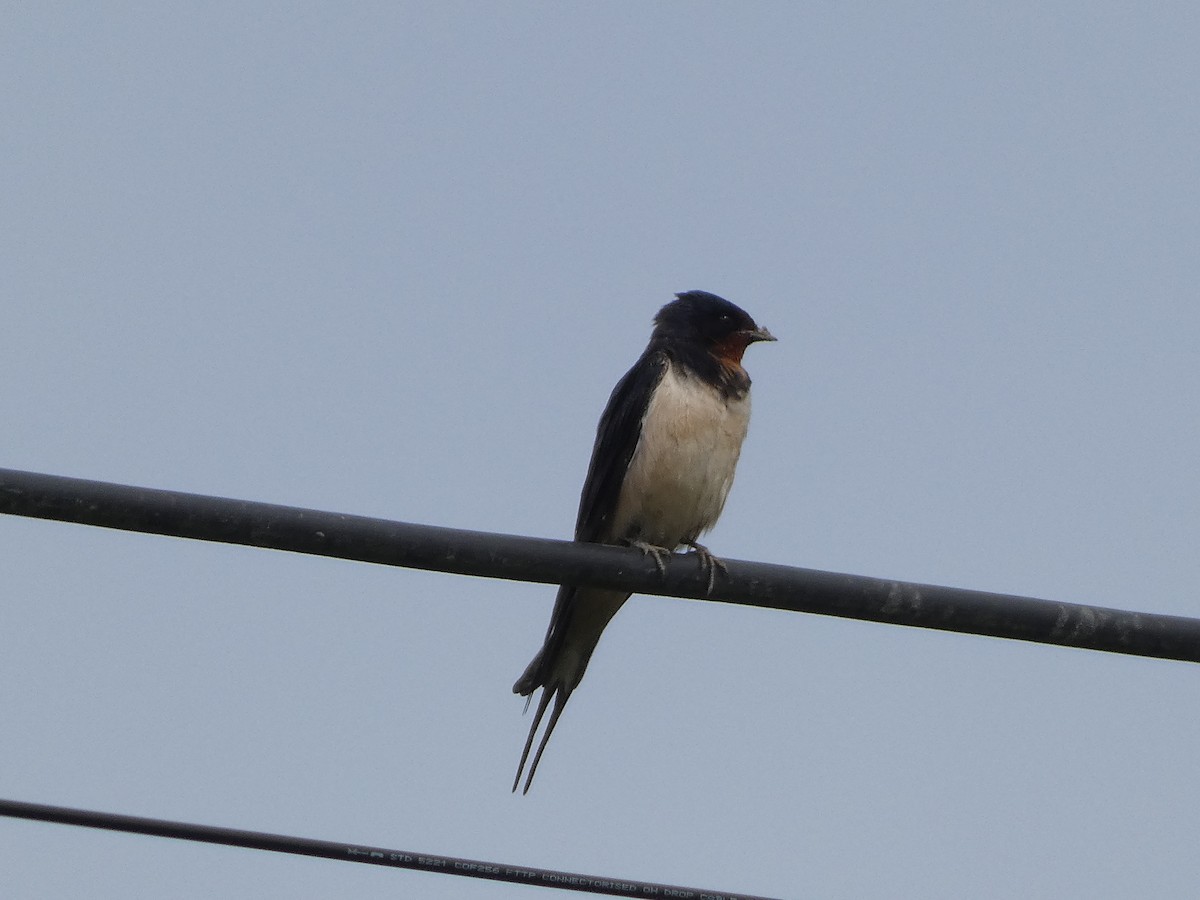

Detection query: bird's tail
(511, 676), (574, 794)
(511, 585), (630, 793)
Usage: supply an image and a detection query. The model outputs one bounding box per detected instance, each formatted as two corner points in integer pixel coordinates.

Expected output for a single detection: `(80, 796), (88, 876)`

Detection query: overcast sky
(3, 4), (1200, 899)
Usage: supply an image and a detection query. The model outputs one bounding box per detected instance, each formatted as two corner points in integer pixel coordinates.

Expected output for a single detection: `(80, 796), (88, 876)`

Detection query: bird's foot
(684, 540), (727, 596)
(626, 539), (672, 579)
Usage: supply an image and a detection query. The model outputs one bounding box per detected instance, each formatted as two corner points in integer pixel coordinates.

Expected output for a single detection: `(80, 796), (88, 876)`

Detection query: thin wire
(2, 466), (1198, 662)
(0, 798), (779, 899)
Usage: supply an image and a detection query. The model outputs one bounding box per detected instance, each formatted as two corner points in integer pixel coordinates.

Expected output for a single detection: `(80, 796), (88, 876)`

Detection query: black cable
(0, 798), (778, 899)
(2, 467), (1198, 662)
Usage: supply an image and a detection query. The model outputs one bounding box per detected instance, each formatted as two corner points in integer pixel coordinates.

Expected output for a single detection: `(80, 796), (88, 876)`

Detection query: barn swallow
(512, 290), (775, 793)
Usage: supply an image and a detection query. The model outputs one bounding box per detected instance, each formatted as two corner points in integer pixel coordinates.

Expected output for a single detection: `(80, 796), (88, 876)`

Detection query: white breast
(609, 363), (751, 548)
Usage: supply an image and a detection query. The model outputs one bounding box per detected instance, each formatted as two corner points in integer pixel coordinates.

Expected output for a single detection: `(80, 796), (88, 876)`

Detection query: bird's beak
(741, 325), (777, 344)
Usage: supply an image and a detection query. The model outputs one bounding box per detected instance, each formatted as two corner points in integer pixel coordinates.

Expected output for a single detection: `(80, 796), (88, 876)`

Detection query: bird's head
(653, 290), (776, 365)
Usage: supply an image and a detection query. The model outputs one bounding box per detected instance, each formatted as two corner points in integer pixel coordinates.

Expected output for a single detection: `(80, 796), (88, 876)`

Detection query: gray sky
(3, 3), (1200, 898)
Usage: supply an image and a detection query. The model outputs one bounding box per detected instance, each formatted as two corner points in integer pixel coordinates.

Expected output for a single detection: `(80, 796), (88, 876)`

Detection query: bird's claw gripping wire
(627, 539), (671, 579)
(684, 540), (727, 596)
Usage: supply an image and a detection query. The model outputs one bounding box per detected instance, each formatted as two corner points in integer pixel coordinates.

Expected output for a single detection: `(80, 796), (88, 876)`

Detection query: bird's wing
(532, 348), (669, 658)
(574, 348), (669, 542)
(511, 349), (669, 793)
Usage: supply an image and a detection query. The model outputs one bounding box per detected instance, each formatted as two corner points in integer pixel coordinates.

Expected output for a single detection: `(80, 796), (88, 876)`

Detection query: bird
(512, 290), (775, 793)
